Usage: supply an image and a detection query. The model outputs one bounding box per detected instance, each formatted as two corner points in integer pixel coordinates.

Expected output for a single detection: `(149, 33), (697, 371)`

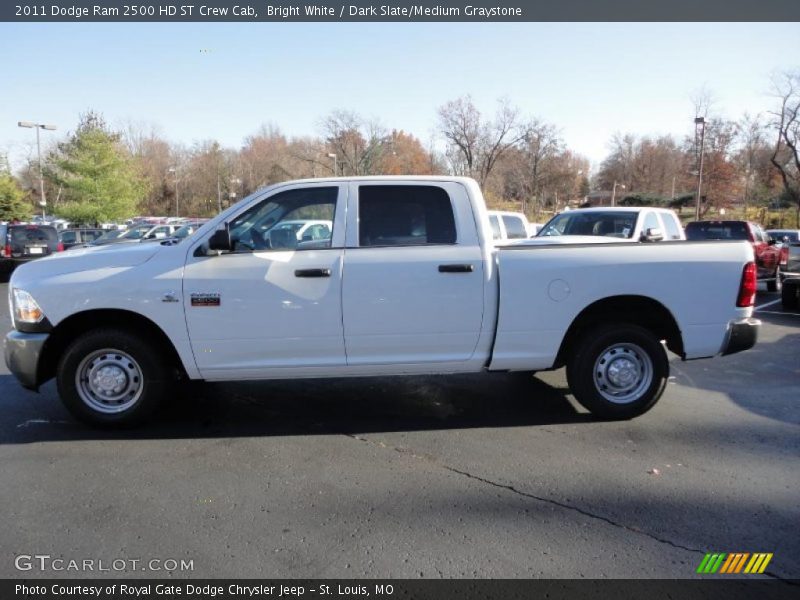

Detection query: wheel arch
(554, 295), (684, 368)
(38, 309), (187, 386)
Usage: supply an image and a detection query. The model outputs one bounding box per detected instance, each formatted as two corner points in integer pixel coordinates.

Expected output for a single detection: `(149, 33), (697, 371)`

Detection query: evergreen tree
(54, 111), (145, 223)
(0, 174), (29, 221)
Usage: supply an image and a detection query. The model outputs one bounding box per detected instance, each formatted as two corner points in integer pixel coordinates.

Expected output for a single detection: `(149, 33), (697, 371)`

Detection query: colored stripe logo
(696, 552), (773, 574)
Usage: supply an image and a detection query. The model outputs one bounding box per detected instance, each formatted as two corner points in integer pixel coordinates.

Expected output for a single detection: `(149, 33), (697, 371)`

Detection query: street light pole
(611, 181), (625, 206)
(327, 153), (338, 176)
(694, 117), (706, 221)
(168, 167), (179, 217)
(18, 121), (57, 218)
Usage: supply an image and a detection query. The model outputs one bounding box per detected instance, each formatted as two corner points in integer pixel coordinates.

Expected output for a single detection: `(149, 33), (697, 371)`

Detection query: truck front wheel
(57, 329), (169, 427)
(566, 323), (668, 420)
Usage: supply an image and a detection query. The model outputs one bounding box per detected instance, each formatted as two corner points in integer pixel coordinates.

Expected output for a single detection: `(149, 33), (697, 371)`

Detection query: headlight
(11, 288), (45, 324)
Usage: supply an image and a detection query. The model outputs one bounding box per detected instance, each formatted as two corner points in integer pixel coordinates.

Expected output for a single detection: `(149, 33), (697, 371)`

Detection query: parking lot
(0, 280), (797, 579)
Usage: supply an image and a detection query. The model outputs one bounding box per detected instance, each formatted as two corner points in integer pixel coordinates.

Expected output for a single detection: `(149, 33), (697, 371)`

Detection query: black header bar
(3, 0), (800, 22)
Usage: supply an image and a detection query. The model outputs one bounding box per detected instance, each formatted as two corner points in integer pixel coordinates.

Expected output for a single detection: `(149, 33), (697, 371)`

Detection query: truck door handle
(438, 264), (474, 273)
(294, 268), (331, 278)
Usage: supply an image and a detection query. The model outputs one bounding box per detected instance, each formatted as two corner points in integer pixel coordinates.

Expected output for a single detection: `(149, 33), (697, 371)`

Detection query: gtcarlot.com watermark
(15, 554), (194, 572)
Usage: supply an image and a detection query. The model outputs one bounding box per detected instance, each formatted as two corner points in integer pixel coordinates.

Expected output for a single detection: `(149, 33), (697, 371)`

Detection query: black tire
(56, 329), (171, 427)
(566, 323), (669, 420)
(782, 280), (800, 311)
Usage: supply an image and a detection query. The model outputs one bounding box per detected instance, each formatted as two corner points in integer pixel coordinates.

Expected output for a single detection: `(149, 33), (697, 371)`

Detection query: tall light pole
(167, 167), (179, 217)
(18, 121), (57, 218)
(611, 181), (625, 206)
(694, 116), (706, 221)
(327, 153), (338, 176)
(228, 177), (242, 207)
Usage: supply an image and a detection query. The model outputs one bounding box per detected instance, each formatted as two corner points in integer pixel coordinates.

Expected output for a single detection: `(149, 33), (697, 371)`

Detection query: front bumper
(721, 318), (760, 356)
(4, 331), (49, 390)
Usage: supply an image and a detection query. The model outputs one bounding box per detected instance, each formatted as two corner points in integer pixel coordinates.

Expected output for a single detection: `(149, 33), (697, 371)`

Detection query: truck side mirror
(642, 227), (664, 242)
(208, 225), (232, 252)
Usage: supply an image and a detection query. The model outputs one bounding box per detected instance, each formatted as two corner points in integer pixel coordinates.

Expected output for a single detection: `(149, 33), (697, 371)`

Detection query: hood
(10, 241), (162, 285)
(504, 235), (626, 246)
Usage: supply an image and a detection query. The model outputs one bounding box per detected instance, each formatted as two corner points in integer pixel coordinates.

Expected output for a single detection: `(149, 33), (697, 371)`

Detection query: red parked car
(685, 220), (788, 292)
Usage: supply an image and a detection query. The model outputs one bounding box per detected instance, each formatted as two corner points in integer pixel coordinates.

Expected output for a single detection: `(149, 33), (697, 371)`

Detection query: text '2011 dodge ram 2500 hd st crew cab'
(5, 177), (760, 427)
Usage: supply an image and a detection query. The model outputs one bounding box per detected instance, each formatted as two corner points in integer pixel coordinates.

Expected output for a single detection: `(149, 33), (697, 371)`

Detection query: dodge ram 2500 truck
(5, 177), (760, 426)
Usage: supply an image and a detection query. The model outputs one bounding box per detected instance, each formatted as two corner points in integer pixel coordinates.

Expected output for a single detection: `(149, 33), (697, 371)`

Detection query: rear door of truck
(341, 182), (486, 365)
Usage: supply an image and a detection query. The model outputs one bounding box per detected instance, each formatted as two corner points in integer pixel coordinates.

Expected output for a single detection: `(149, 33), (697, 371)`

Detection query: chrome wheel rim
(593, 343), (653, 404)
(75, 349), (143, 414)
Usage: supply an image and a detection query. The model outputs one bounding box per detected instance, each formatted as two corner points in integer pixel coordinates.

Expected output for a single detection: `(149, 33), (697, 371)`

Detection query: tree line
(1, 71), (799, 226)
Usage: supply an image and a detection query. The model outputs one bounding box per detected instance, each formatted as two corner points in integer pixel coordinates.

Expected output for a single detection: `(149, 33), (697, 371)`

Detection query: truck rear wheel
(566, 323), (668, 420)
(782, 279), (800, 310)
(57, 329), (169, 427)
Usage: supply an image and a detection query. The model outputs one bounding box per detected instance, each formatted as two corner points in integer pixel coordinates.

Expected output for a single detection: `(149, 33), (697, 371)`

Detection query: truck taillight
(737, 262), (757, 307)
(56, 242), (64, 252)
(2, 244), (10, 258)
(779, 245), (789, 266)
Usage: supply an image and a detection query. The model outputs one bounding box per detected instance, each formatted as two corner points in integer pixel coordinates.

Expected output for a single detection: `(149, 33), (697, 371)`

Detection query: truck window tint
(60, 231), (77, 244)
(489, 215), (501, 240)
(502, 215), (527, 239)
(662, 214), (683, 240)
(358, 185), (456, 247)
(685, 222), (749, 241)
(228, 186), (337, 252)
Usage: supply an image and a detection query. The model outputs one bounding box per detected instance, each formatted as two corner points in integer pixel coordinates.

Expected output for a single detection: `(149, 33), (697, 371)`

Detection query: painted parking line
(755, 298), (783, 311)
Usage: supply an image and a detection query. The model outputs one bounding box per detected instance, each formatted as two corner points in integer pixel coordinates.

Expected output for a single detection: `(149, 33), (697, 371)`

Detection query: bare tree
(769, 70), (800, 225)
(735, 113), (774, 215)
(437, 96), (526, 187)
(319, 110), (386, 176)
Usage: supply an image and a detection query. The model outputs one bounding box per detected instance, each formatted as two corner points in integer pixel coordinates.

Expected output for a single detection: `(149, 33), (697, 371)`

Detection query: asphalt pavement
(0, 281), (798, 579)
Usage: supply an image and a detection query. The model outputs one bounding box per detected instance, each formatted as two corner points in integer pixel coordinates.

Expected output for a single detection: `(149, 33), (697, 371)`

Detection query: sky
(1, 22), (799, 172)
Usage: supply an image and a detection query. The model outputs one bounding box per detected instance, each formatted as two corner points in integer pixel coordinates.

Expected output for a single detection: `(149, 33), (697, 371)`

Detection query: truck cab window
(227, 187), (337, 252)
(502, 215), (527, 239)
(662, 214), (683, 240)
(358, 185), (456, 247)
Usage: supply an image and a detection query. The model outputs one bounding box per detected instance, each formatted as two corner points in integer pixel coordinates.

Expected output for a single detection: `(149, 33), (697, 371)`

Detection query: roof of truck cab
(567, 206), (676, 213)
(268, 175), (477, 185)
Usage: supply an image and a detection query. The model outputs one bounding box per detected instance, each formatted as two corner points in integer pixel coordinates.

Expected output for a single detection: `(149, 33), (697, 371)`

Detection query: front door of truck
(183, 183), (347, 379)
(341, 182), (485, 366)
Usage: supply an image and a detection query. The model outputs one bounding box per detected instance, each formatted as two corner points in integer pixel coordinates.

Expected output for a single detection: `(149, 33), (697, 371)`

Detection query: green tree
(0, 174), (29, 221)
(54, 112), (145, 223)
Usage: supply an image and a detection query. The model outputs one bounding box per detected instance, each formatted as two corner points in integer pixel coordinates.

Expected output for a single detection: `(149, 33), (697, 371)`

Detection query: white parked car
(537, 207), (686, 243)
(267, 219), (333, 248)
(5, 176), (758, 427)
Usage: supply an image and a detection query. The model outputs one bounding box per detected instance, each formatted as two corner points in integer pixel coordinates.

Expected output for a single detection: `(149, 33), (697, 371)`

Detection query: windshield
(173, 223), (204, 240)
(96, 230), (125, 241)
(273, 222), (304, 232)
(122, 225), (152, 240)
(538, 211), (638, 239)
(769, 231), (799, 243)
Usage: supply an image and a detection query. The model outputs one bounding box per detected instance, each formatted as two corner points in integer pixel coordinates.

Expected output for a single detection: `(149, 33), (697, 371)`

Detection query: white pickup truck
(5, 177), (760, 427)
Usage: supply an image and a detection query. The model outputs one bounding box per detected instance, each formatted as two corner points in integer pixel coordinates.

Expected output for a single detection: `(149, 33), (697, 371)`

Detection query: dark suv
(0, 223), (62, 273)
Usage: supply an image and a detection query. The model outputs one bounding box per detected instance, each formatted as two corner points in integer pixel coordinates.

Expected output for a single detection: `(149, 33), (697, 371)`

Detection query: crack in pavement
(344, 432), (795, 583)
